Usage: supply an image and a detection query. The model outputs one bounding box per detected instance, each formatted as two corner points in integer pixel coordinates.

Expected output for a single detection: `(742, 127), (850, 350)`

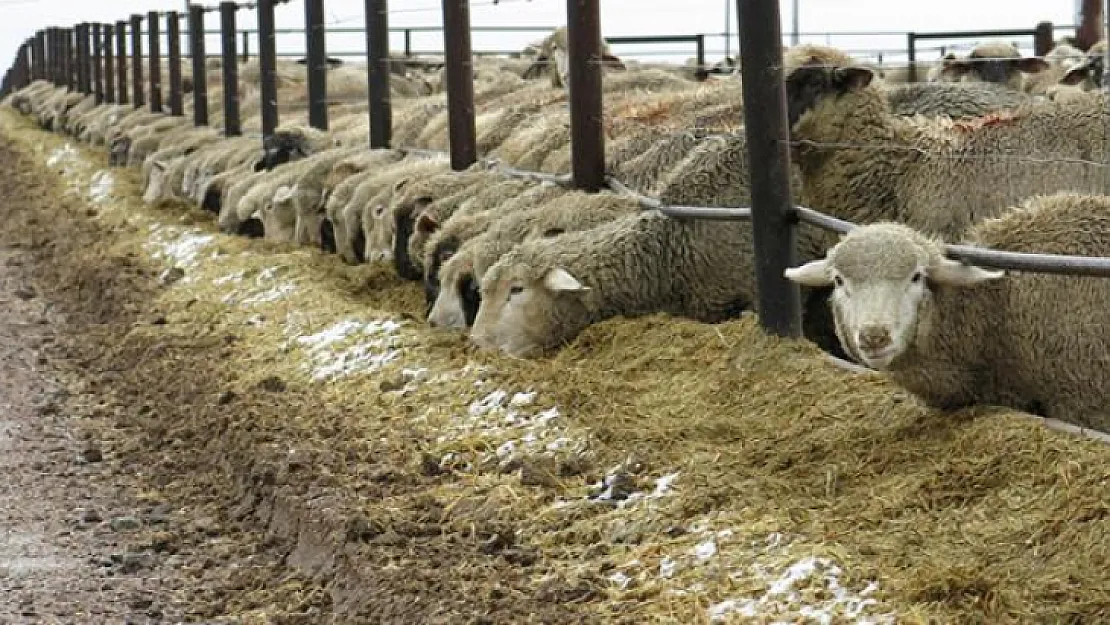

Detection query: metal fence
(3, 1), (1110, 340)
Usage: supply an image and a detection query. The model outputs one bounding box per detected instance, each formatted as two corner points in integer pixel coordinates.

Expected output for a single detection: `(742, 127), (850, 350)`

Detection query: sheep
(933, 42), (1049, 90)
(882, 81), (1031, 119)
(429, 188), (638, 330)
(190, 139), (265, 210)
(469, 210), (758, 358)
(343, 156), (452, 265)
(611, 128), (712, 194)
(521, 26), (626, 89)
(783, 191), (1110, 431)
(406, 177), (535, 278)
(784, 44), (1110, 242)
(387, 168), (494, 279)
(292, 148), (402, 249)
(141, 129), (225, 204)
(257, 123), (337, 171)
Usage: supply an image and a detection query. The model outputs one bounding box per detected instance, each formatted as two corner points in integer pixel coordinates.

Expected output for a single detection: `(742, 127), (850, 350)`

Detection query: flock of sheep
(5, 27), (1110, 431)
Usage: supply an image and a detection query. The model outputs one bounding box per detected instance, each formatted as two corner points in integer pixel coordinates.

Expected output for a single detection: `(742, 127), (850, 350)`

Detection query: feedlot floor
(0, 139), (330, 623)
(9, 103), (1110, 625)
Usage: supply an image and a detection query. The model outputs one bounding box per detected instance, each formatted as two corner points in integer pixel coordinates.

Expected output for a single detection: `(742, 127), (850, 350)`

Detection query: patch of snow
(46, 143), (78, 168)
(145, 226), (215, 270)
(659, 557), (678, 579)
(88, 170), (114, 203)
(694, 539), (717, 562)
(608, 571), (633, 589)
(285, 318), (405, 382)
(509, 391), (536, 407)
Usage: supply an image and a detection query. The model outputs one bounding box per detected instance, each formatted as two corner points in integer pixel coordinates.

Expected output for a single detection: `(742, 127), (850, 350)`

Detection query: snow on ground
(88, 170), (114, 203)
(282, 318), (405, 381)
(605, 524), (894, 624)
(144, 224), (216, 275)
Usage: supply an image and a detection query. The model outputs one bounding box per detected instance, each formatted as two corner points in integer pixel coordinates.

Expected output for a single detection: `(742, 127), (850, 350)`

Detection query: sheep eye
(508, 285), (524, 298)
(833, 275), (844, 288)
(910, 271), (924, 284)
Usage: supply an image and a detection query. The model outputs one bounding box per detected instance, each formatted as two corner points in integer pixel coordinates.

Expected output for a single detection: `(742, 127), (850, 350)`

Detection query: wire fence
(3, 1), (1110, 338)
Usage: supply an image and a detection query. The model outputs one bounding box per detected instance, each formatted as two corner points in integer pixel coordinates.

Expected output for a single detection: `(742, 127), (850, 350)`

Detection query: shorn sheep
(784, 191), (1110, 432)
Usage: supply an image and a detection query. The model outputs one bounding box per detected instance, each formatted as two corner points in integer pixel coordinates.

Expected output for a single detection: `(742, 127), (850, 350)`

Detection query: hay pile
(6, 107), (1110, 623)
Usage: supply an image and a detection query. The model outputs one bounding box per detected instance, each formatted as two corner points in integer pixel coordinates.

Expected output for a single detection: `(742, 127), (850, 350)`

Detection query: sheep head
(784, 223), (1003, 370)
(1061, 55), (1105, 89)
(471, 251), (591, 359)
(784, 59), (874, 130)
(939, 42), (1048, 90)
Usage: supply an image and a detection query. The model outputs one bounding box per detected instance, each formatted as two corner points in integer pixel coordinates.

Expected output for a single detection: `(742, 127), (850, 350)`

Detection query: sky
(0, 0), (1088, 77)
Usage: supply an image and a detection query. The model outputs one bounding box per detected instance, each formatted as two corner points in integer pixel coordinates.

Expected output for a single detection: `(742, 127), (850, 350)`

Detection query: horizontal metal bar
(910, 28), (1037, 40)
(944, 244), (1110, 277)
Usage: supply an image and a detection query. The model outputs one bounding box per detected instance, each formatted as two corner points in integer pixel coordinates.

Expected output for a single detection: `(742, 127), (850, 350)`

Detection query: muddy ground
(0, 138), (334, 623)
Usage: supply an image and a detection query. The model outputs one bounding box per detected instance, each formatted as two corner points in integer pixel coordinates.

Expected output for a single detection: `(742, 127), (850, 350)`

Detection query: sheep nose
(857, 325), (892, 352)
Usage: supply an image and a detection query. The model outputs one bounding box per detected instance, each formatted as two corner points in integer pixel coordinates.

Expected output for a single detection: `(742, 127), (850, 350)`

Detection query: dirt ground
(0, 138), (332, 623)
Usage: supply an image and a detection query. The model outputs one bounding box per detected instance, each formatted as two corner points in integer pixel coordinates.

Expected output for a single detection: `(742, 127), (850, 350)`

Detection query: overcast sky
(1, 0), (1087, 75)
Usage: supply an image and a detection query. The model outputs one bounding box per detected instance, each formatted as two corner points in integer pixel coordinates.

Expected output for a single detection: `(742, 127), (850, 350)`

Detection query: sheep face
(471, 263), (590, 358)
(428, 245), (477, 330)
(784, 65), (874, 130)
(785, 224), (1003, 370)
(939, 48), (1048, 91)
(1061, 55), (1105, 90)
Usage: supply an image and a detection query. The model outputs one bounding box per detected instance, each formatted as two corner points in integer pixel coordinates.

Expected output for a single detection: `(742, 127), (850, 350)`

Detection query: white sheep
(784, 191), (1110, 431)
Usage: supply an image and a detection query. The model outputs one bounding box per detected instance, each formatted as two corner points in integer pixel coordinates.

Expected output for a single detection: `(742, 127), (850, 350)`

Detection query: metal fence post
(116, 21), (129, 104)
(258, 0), (279, 137)
(104, 24), (115, 104)
(131, 14), (145, 107)
(77, 23), (89, 94)
(442, 0), (477, 170)
(220, 1), (241, 136)
(906, 32), (917, 83)
(167, 12), (183, 116)
(566, 0), (605, 192)
(64, 28), (74, 91)
(304, 0), (328, 130)
(1033, 21), (1054, 57)
(33, 31), (44, 81)
(189, 5), (208, 126)
(241, 30), (250, 63)
(92, 24), (103, 103)
(366, 0), (392, 148)
(736, 0), (802, 338)
(148, 10), (163, 112)
(404, 29), (412, 57)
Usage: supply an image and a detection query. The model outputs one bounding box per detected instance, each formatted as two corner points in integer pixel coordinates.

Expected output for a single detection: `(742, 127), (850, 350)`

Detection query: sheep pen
(8, 80), (1110, 625)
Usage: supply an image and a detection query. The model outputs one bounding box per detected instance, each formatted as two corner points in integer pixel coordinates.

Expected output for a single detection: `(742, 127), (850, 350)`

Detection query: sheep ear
(272, 185), (295, 203)
(832, 67), (873, 91)
(1061, 65), (1089, 85)
(416, 213), (439, 234)
(151, 159), (167, 172)
(928, 257), (1005, 287)
(940, 58), (972, 77)
(601, 54), (626, 71)
(1014, 57), (1050, 74)
(543, 267), (588, 292)
(783, 259), (833, 287)
(522, 56), (547, 79)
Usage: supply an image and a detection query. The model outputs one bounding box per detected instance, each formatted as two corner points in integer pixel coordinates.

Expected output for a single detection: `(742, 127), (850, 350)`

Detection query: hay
(6, 106), (1110, 623)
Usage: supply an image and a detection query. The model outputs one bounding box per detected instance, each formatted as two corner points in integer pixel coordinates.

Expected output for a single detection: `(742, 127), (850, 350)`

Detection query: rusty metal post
(258, 0), (279, 137)
(189, 5), (208, 126)
(103, 24), (115, 104)
(220, 1), (241, 136)
(365, 0), (392, 148)
(566, 0), (605, 191)
(92, 24), (103, 103)
(64, 28), (74, 91)
(442, 0), (477, 170)
(76, 23), (89, 94)
(131, 14), (145, 107)
(736, 0), (801, 337)
(148, 10), (162, 112)
(32, 30), (44, 81)
(167, 12), (183, 116)
(116, 21), (129, 104)
(1034, 21), (1054, 57)
(304, 0), (328, 130)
